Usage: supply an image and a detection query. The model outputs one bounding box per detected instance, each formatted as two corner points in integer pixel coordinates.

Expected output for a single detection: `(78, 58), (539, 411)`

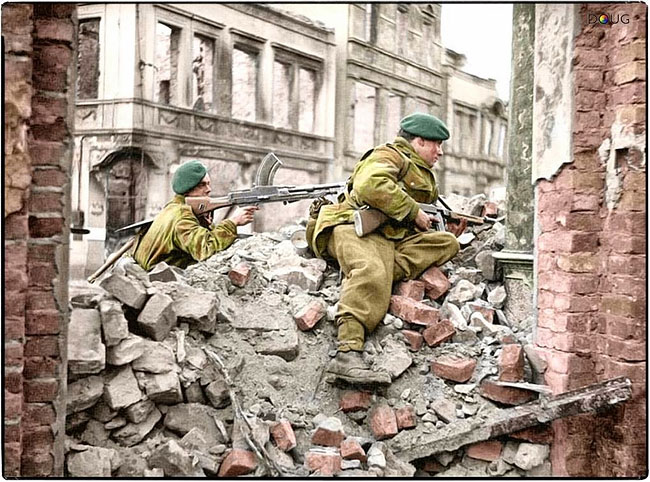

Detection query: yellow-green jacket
(308, 137), (438, 259)
(133, 194), (237, 270)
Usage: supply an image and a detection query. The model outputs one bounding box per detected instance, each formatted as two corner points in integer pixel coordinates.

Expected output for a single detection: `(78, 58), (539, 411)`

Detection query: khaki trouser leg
(393, 231), (460, 281)
(327, 225), (395, 351)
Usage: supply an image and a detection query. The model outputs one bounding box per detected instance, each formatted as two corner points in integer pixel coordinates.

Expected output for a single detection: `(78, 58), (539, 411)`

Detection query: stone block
(112, 407), (162, 447)
(394, 280), (425, 300)
(98, 299), (129, 346)
(339, 391), (371, 412)
(270, 265), (323, 291)
(104, 366), (142, 410)
(149, 261), (183, 283)
(271, 420), (297, 451)
(340, 438), (366, 461)
(312, 417), (345, 447)
(184, 381), (207, 404)
(106, 334), (146, 366)
(512, 443), (550, 471)
(370, 405), (398, 440)
(205, 378), (230, 409)
(475, 251), (498, 281)
(509, 425), (554, 445)
(89, 399), (118, 422)
(149, 439), (204, 476)
(395, 405), (417, 430)
(66, 375), (104, 414)
(467, 301), (495, 323)
(431, 355), (476, 383)
(487, 286), (507, 308)
(228, 262), (251, 287)
(131, 340), (176, 373)
(447, 279), (480, 305)
(423, 319), (456, 347)
(479, 379), (537, 406)
(135, 293), (176, 341)
(80, 419), (110, 446)
(164, 403), (227, 445)
(218, 449), (257, 477)
(402, 330), (423, 351)
(499, 344), (525, 382)
(68, 308), (105, 375)
(99, 273), (147, 309)
(388, 295), (440, 326)
(124, 398), (155, 424)
(372, 337), (412, 380)
(66, 446), (119, 477)
(254, 328), (300, 361)
(430, 398), (457, 423)
(293, 298), (327, 331)
(170, 284), (218, 332)
(466, 440), (503, 461)
(135, 371), (183, 404)
(419, 266), (450, 300)
(305, 448), (341, 475)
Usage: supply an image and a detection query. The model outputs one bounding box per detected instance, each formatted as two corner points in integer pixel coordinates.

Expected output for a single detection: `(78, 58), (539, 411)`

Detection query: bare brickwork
(3, 3), (76, 477)
(534, 4), (646, 477)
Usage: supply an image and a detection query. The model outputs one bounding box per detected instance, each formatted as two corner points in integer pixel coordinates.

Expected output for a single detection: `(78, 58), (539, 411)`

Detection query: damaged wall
(2, 3), (76, 477)
(533, 3), (646, 477)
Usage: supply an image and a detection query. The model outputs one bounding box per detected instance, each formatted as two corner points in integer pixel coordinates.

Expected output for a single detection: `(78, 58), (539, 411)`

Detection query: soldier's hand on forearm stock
(229, 206), (259, 226)
(415, 209), (436, 231)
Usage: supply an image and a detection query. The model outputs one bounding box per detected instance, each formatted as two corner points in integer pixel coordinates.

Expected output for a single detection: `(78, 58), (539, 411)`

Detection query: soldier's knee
(447, 233), (460, 256)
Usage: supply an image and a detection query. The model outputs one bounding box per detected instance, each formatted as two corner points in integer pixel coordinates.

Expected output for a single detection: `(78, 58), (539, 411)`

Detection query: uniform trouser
(326, 224), (460, 352)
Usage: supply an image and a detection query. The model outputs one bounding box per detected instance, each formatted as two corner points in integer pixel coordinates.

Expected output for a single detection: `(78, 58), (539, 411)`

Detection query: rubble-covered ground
(65, 195), (554, 477)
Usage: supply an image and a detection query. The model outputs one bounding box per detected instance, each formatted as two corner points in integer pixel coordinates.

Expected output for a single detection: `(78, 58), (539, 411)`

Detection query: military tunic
(133, 194), (237, 271)
(307, 137), (459, 351)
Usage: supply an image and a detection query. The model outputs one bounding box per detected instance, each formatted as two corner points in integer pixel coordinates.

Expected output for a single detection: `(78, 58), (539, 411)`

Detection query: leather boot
(325, 351), (391, 386)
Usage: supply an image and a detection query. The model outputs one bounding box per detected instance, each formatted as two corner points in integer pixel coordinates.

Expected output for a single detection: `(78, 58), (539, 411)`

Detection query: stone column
(492, 4), (535, 327)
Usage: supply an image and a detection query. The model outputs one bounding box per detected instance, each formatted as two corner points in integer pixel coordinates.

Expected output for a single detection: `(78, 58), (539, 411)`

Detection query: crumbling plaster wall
(532, 3), (646, 477)
(3, 3), (76, 477)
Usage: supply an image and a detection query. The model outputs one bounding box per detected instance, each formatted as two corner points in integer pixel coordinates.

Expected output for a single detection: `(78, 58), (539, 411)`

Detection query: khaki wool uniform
(133, 194), (237, 271)
(307, 137), (459, 351)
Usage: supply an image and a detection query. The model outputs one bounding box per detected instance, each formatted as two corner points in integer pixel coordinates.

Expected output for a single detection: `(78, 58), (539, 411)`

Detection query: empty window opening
(78, 18), (100, 99)
(484, 120), (494, 155)
(273, 61), (292, 128)
(155, 22), (180, 105)
(298, 67), (316, 133)
(192, 34), (215, 111)
(497, 125), (507, 157)
(232, 47), (259, 121)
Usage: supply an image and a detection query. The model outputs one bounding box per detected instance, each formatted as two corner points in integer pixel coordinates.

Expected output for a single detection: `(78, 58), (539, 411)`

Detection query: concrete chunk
(149, 261), (184, 283)
(164, 403), (227, 445)
(131, 340), (176, 373)
(124, 398), (155, 424)
(373, 338), (412, 380)
(107, 334), (146, 366)
(135, 293), (176, 341)
(67, 376), (104, 415)
(100, 273), (147, 309)
(172, 286), (218, 333)
(149, 439), (204, 476)
(99, 299), (129, 346)
(135, 371), (183, 404)
(67, 446), (120, 477)
(112, 406), (162, 447)
(68, 308), (106, 375)
(512, 443), (550, 471)
(104, 366), (143, 410)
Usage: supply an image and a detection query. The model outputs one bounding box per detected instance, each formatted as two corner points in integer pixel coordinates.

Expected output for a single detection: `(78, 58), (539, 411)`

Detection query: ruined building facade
(71, 3), (507, 276)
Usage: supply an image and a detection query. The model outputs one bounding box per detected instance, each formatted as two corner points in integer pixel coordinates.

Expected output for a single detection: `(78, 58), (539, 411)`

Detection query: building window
(77, 18), (100, 99)
(497, 124), (507, 157)
(396, 5), (409, 56)
(484, 120), (494, 155)
(364, 4), (379, 44)
(298, 67), (316, 132)
(467, 114), (477, 154)
(155, 22), (180, 105)
(232, 46), (259, 121)
(387, 92), (403, 137)
(353, 81), (376, 152)
(192, 34), (215, 111)
(273, 61), (292, 128)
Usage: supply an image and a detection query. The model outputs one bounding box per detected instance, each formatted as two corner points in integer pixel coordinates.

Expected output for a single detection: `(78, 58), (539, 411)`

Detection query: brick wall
(3, 3), (76, 477)
(535, 3), (646, 477)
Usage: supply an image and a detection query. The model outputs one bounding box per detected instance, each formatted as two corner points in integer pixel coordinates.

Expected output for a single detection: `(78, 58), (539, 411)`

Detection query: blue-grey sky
(441, 4), (513, 100)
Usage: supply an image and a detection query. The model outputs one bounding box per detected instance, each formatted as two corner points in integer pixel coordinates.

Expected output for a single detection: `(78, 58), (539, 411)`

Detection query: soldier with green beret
(133, 160), (258, 271)
(307, 113), (465, 385)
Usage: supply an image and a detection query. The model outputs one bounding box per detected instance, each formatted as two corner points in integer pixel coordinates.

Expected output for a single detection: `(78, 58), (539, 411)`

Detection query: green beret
(172, 160), (207, 194)
(400, 113), (449, 141)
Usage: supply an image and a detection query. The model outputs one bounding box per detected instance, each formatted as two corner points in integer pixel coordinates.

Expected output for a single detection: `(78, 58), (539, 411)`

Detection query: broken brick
(421, 458), (444, 473)
(293, 299), (326, 331)
(422, 319), (455, 347)
(228, 262), (251, 288)
(339, 391), (371, 412)
(217, 449), (257, 477)
(312, 417), (345, 447)
(499, 344), (525, 382)
(305, 450), (341, 475)
(480, 379), (537, 406)
(394, 280), (425, 301)
(466, 440), (503, 461)
(431, 355), (476, 383)
(395, 405), (417, 430)
(370, 405), (398, 440)
(271, 419), (296, 451)
(402, 330), (423, 351)
(468, 302), (495, 323)
(509, 424), (555, 444)
(419, 266), (450, 300)
(340, 438), (366, 461)
(482, 202), (498, 217)
(388, 296), (439, 326)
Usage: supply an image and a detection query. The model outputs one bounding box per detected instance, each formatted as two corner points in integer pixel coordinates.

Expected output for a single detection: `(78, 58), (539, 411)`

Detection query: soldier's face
(415, 138), (444, 167)
(186, 174), (211, 197)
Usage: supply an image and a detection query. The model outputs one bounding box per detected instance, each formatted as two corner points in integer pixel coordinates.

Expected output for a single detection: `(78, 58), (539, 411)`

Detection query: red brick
(5, 369), (23, 394)
(29, 216), (64, 238)
(28, 262), (57, 288)
(575, 68), (604, 91)
(536, 348), (594, 375)
(605, 211), (645, 234)
(33, 70), (68, 93)
(3, 442), (21, 477)
(294, 299), (326, 331)
(4, 423), (21, 444)
(217, 449), (257, 477)
(618, 188), (646, 212)
(24, 379), (58, 402)
(27, 243), (57, 262)
(24, 336), (59, 357)
(556, 253), (598, 273)
(5, 266), (29, 292)
(509, 424), (554, 444)
(5, 342), (24, 366)
(481, 202), (498, 217)
(339, 391), (371, 412)
(602, 336), (646, 362)
(23, 425), (54, 447)
(23, 404), (56, 427)
(467, 302), (495, 322)
(466, 440), (502, 461)
(5, 214), (29, 240)
(370, 405), (398, 440)
(537, 311), (592, 334)
(498, 344), (525, 382)
(24, 357), (58, 379)
(26, 310), (61, 335)
(607, 255), (645, 277)
(576, 111), (602, 129)
(388, 296), (439, 326)
(605, 235), (645, 254)
(602, 294), (645, 318)
(29, 191), (64, 213)
(28, 141), (65, 167)
(419, 266), (450, 300)
(394, 280), (425, 300)
(395, 405), (416, 430)
(479, 379), (537, 405)
(610, 82), (647, 106)
(270, 420), (296, 452)
(612, 40), (645, 65)
(537, 231), (599, 253)
(576, 91), (607, 111)
(340, 438), (366, 461)
(605, 315), (645, 340)
(312, 420), (345, 447)
(421, 458), (444, 473)
(305, 451), (341, 475)
(538, 272), (599, 295)
(5, 392), (22, 420)
(548, 293), (600, 313)
(228, 262), (250, 287)
(535, 327), (591, 354)
(5, 292), (26, 320)
(26, 291), (57, 312)
(34, 18), (75, 42)
(431, 355), (476, 383)
(20, 450), (54, 477)
(422, 319), (455, 347)
(401, 330), (423, 351)
(31, 169), (67, 188)
(31, 94), (67, 125)
(5, 317), (26, 340)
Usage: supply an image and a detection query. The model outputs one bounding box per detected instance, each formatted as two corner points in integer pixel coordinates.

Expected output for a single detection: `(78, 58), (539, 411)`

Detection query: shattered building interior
(2, 2), (647, 477)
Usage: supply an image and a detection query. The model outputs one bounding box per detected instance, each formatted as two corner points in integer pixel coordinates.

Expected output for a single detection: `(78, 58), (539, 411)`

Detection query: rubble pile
(65, 197), (553, 477)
